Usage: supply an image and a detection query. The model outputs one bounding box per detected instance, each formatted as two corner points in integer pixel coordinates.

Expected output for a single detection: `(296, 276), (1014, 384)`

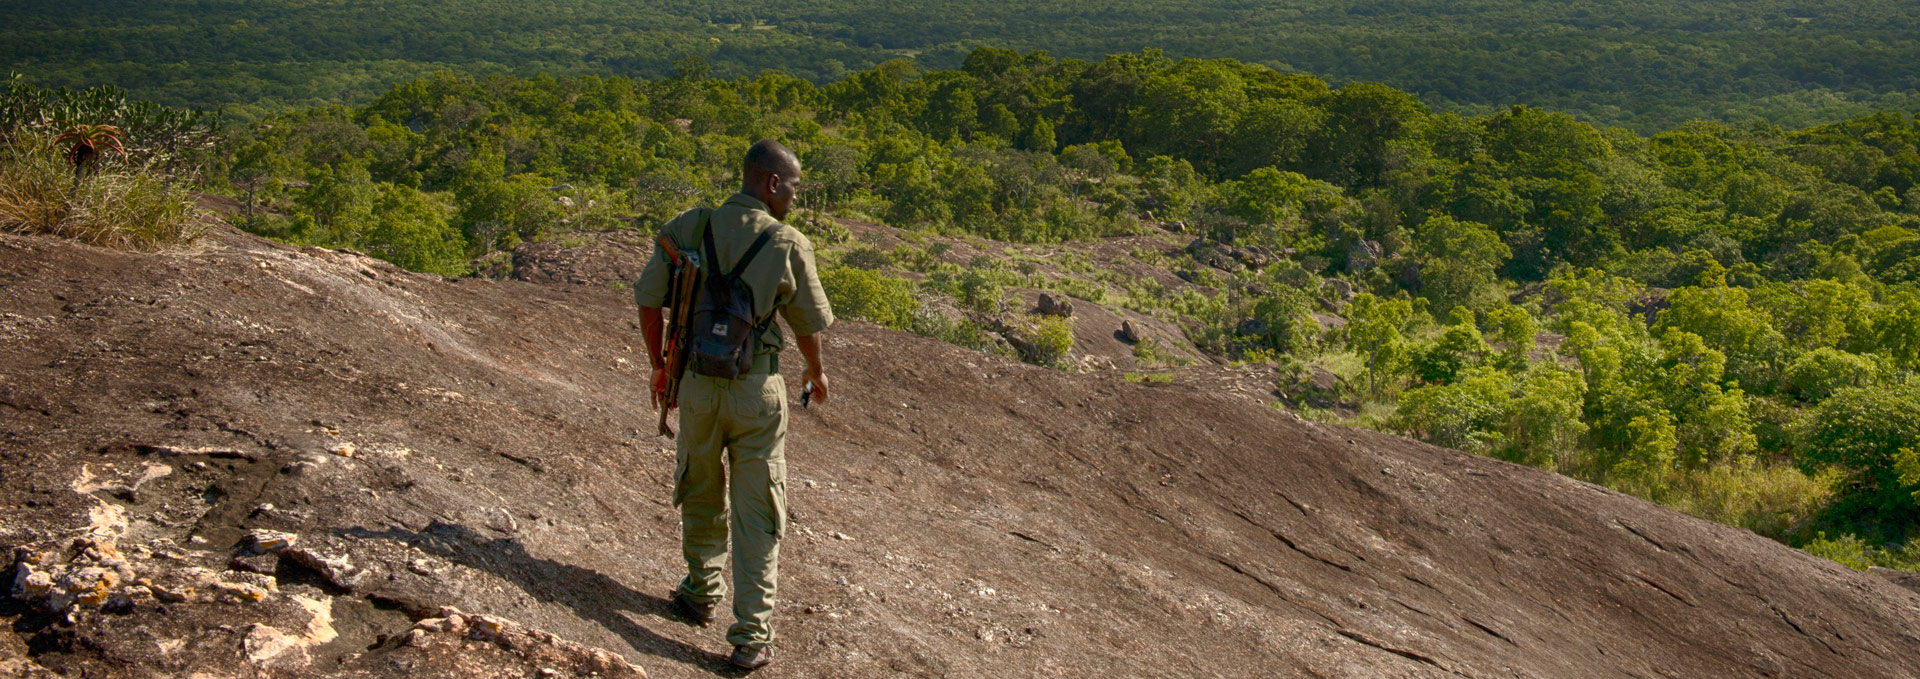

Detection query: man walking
(634, 140), (833, 670)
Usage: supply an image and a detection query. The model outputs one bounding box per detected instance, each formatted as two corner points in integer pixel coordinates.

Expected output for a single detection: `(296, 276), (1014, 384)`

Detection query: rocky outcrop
(1186, 238), (1276, 273)
(5, 225), (1920, 678)
(508, 231), (652, 287)
(1346, 238), (1382, 272)
(340, 607), (646, 678)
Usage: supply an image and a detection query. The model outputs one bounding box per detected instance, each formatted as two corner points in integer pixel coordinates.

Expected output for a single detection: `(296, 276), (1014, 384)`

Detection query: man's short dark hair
(743, 140), (801, 183)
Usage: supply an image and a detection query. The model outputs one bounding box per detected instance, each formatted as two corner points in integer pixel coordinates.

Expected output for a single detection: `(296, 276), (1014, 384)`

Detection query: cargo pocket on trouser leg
(760, 376), (788, 538)
(670, 450), (690, 507)
(724, 375), (787, 540)
(769, 462), (788, 538)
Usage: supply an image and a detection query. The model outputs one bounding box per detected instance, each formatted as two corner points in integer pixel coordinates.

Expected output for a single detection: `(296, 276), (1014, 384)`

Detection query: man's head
(741, 139), (803, 220)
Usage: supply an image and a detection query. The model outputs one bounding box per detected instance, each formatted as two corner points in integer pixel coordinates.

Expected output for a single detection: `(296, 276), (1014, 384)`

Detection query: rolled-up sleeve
(781, 236), (834, 336)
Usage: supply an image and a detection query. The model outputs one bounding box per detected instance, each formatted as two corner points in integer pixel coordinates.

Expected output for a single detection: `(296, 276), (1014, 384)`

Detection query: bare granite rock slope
(4, 225), (1920, 678)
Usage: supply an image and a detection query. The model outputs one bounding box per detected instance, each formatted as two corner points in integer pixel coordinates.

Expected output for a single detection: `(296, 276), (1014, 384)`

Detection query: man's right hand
(651, 365), (671, 410)
(641, 305), (669, 409)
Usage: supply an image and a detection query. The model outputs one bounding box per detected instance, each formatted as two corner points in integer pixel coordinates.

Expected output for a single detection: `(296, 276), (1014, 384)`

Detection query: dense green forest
(6, 0), (1920, 130)
(7, 45), (1920, 570)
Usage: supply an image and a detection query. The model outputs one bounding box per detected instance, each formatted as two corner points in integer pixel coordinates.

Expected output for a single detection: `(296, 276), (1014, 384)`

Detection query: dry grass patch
(0, 134), (204, 250)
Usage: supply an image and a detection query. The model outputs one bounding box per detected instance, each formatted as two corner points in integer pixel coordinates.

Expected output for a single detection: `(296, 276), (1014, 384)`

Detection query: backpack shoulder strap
(699, 209), (720, 275)
(700, 212), (776, 279)
(728, 229), (777, 279)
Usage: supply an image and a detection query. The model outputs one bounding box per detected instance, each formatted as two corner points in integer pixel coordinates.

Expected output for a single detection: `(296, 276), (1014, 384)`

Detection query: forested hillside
(7, 43), (1920, 569)
(5, 0), (1920, 129)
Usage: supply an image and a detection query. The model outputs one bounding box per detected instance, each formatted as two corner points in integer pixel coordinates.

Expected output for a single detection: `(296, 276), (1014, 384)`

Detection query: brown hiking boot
(666, 591), (716, 627)
(729, 644), (773, 670)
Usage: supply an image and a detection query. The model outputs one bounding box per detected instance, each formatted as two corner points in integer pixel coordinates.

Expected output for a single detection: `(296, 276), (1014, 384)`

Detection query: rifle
(655, 226), (704, 438)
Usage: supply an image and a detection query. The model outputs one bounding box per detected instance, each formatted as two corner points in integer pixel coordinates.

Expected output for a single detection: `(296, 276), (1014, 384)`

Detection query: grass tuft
(0, 133), (204, 250)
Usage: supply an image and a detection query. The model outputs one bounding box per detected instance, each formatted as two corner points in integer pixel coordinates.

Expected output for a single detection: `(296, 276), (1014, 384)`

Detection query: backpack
(686, 214), (777, 380)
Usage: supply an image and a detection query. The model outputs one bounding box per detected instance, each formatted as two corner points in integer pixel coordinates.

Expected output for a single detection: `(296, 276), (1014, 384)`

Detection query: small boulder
(1120, 320), (1141, 344)
(1399, 262), (1423, 291)
(1035, 294), (1074, 317)
(1311, 367), (1340, 393)
(1234, 246), (1273, 270)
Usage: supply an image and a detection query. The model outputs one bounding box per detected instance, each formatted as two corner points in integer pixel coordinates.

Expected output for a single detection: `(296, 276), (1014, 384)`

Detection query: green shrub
(891, 243), (939, 272)
(908, 308), (1008, 357)
(1801, 380), (1920, 534)
(1392, 367), (1511, 454)
(956, 268), (1007, 314)
(1801, 532), (1920, 571)
(1055, 276), (1107, 304)
(1242, 285), (1319, 357)
(1030, 315), (1075, 367)
(1133, 335), (1168, 365)
(792, 209), (851, 244)
(453, 170), (566, 247)
(1611, 412), (1680, 499)
(820, 265), (920, 330)
(839, 245), (892, 270)
(363, 185), (467, 276)
(1411, 307), (1493, 384)
(1786, 347), (1884, 402)
(1666, 458), (1838, 540)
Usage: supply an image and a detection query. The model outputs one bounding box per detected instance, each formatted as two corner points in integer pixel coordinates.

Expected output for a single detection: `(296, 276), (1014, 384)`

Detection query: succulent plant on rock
(51, 121), (127, 195)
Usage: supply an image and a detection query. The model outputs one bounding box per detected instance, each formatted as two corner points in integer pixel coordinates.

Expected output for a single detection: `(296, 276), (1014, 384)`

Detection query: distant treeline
(5, 0), (1920, 129)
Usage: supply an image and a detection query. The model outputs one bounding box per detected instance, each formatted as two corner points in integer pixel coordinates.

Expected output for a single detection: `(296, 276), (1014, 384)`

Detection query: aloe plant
(51, 121), (127, 198)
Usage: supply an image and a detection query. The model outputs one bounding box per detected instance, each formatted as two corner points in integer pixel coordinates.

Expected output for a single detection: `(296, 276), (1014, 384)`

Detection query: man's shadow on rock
(342, 522), (753, 677)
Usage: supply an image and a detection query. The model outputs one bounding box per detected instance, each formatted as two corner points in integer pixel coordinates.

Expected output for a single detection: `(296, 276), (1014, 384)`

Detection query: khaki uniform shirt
(635, 193), (834, 355)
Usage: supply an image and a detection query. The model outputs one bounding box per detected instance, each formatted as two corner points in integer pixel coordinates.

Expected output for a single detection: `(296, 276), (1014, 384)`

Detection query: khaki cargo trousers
(672, 365), (789, 650)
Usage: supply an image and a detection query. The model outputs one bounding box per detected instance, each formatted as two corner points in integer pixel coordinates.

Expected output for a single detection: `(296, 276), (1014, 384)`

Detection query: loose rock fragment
(244, 624), (312, 669)
(245, 530), (298, 554)
(281, 546), (366, 590)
